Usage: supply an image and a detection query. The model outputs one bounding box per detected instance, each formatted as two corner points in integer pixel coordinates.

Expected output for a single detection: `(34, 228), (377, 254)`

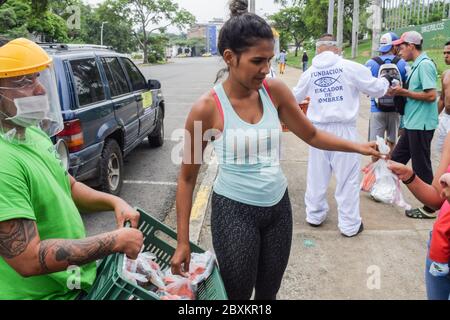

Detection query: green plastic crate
(85, 208), (228, 300)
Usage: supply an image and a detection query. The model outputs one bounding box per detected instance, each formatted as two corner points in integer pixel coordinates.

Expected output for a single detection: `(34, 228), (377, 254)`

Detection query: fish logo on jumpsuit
(314, 76), (341, 88)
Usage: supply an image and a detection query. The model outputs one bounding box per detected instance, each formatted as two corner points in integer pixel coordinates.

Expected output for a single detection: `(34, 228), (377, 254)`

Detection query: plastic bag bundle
(361, 137), (411, 210)
(123, 252), (165, 289)
(159, 273), (197, 300)
(189, 251), (215, 285)
(123, 251), (217, 300)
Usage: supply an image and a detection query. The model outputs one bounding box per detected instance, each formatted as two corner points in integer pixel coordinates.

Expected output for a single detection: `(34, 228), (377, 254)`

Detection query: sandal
(405, 207), (437, 219)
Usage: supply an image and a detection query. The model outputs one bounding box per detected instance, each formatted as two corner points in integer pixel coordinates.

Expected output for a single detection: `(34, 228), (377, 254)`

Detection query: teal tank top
(212, 83), (288, 207)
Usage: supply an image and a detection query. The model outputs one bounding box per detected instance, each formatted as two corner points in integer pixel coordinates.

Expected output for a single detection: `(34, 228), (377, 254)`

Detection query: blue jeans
(425, 232), (450, 300)
(302, 62), (308, 72)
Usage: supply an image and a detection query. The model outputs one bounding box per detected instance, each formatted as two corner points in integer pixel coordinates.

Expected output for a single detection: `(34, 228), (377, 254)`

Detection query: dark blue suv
(41, 44), (165, 195)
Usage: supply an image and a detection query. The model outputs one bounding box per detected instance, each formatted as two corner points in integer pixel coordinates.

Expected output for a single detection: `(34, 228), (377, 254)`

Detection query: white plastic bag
(189, 251), (216, 286)
(370, 137), (411, 209)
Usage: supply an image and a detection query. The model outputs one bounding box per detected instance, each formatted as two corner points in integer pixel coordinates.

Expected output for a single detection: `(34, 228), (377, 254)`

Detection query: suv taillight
(57, 119), (84, 152)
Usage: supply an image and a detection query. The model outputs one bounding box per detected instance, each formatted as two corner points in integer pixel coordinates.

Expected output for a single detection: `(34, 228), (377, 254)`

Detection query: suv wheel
(100, 139), (123, 196)
(148, 107), (164, 148)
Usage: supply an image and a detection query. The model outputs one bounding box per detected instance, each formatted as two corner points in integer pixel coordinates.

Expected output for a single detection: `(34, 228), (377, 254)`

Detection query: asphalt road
(83, 57), (225, 236)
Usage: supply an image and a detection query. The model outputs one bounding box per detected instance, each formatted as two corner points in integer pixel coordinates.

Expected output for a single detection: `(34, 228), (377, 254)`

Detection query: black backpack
(371, 56), (403, 113)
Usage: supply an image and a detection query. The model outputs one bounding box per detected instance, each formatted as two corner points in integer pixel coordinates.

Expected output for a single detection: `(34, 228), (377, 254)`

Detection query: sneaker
(405, 207), (437, 219)
(308, 222), (322, 228)
(342, 222), (364, 238)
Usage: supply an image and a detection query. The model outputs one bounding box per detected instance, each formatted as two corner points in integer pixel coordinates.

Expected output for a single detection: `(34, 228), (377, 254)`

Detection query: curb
(189, 146), (218, 244)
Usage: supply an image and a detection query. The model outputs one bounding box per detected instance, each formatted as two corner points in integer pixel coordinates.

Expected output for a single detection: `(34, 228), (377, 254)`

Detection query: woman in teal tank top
(171, 0), (381, 300)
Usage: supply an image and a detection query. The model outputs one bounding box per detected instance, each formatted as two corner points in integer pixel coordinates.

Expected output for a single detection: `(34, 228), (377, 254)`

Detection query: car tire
(148, 107), (164, 148)
(99, 139), (123, 196)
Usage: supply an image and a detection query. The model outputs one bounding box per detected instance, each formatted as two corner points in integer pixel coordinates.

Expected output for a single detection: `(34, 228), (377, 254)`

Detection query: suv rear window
(101, 57), (131, 97)
(70, 58), (105, 107)
(122, 58), (147, 91)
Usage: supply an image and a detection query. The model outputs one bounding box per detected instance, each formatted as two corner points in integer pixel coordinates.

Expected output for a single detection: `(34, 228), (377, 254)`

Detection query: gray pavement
(165, 63), (439, 300)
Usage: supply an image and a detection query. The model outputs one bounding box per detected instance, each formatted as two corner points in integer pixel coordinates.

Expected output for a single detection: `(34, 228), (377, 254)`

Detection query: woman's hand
(171, 242), (191, 277)
(357, 141), (382, 157)
(387, 160), (414, 182)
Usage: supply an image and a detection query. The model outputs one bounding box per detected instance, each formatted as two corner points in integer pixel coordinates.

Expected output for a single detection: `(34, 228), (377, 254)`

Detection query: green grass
(286, 49), (315, 69)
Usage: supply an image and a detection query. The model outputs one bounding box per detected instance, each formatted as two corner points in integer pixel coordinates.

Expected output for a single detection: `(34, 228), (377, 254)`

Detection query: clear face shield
(0, 65), (63, 142)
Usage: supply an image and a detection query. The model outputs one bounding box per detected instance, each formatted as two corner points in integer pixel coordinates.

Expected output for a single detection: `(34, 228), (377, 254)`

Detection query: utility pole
(327, 0), (335, 34)
(337, 0), (344, 49)
(249, 0), (255, 13)
(371, 0), (382, 57)
(352, 0), (359, 58)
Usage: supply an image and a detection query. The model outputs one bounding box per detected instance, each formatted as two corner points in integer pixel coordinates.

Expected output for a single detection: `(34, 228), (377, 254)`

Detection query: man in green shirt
(389, 31), (439, 219)
(0, 37), (144, 299)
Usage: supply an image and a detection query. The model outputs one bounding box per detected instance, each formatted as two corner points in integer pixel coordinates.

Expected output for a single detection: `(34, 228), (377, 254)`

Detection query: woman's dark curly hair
(215, 0), (274, 82)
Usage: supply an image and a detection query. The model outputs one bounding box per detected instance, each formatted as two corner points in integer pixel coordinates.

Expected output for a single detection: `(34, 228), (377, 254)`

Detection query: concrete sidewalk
(165, 65), (439, 299)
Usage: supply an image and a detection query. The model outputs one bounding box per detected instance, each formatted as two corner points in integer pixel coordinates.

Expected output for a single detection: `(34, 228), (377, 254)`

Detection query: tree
(118, 0), (196, 63)
(273, 0), (370, 46)
(0, 0), (70, 42)
(27, 10), (69, 42)
(269, 6), (309, 56)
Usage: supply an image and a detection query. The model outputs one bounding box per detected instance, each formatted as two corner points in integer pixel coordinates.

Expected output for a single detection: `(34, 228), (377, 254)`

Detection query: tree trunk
(328, 0), (335, 35)
(371, 0), (382, 57)
(351, 0), (359, 59)
(337, 0), (344, 49)
(143, 42), (148, 64)
(142, 29), (148, 64)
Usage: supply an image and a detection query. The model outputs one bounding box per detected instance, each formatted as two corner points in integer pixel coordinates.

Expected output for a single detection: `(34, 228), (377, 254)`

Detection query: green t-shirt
(403, 52), (438, 130)
(0, 127), (96, 300)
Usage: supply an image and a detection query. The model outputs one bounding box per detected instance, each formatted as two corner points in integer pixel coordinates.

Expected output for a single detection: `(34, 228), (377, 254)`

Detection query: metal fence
(382, 0), (450, 30)
(389, 18), (449, 49)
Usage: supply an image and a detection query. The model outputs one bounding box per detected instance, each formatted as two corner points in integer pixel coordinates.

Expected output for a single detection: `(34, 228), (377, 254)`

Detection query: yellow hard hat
(0, 38), (52, 79)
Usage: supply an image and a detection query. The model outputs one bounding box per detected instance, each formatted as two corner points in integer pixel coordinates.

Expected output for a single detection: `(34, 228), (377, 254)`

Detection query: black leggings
(211, 190), (292, 300)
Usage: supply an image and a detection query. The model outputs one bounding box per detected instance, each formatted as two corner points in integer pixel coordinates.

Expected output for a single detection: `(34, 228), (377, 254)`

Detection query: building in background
(187, 18), (224, 56)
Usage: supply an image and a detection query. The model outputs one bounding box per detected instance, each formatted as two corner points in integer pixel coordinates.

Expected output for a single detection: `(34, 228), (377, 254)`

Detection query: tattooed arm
(0, 218), (143, 277)
(68, 175), (140, 228)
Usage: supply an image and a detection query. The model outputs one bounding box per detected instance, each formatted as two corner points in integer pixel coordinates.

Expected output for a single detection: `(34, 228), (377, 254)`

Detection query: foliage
(269, 6), (310, 56)
(118, 0), (195, 63)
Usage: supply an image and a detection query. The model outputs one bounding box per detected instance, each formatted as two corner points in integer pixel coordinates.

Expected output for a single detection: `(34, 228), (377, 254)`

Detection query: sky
(84, 0), (283, 24)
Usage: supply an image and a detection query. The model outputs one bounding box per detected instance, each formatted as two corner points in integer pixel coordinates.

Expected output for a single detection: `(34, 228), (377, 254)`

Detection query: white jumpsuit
(293, 51), (389, 236)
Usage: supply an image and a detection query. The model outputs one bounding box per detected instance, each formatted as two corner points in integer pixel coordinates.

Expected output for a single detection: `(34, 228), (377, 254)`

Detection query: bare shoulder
(185, 90), (222, 131)
(264, 78), (291, 107)
(188, 90), (217, 121)
(443, 70), (450, 81)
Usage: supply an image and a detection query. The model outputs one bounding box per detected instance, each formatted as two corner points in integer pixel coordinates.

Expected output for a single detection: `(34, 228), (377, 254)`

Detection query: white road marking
(124, 180), (177, 186)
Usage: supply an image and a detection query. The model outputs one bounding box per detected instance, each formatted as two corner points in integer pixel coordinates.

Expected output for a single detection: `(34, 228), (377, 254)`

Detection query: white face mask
(1, 95), (50, 128)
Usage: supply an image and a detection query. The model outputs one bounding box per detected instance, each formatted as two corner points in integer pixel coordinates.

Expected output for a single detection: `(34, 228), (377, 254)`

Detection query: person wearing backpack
(365, 32), (408, 155)
(388, 31), (439, 219)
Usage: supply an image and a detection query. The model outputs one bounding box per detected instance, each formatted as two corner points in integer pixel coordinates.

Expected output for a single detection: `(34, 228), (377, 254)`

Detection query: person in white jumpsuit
(293, 34), (390, 236)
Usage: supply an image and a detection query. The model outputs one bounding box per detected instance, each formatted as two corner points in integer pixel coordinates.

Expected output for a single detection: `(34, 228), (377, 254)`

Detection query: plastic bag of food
(123, 256), (150, 286)
(123, 252), (165, 289)
(361, 162), (376, 192)
(136, 252), (165, 289)
(189, 251), (216, 285)
(159, 273), (197, 300)
(369, 137), (411, 209)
